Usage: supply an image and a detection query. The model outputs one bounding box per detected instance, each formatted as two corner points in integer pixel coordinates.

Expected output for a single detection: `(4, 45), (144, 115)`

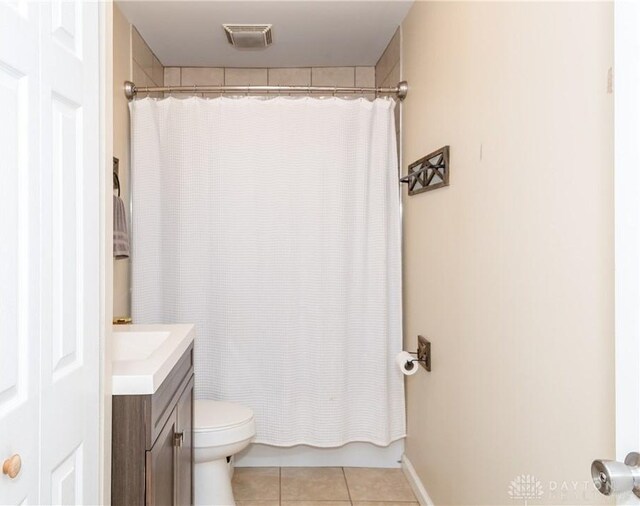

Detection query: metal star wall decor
(400, 146), (450, 195)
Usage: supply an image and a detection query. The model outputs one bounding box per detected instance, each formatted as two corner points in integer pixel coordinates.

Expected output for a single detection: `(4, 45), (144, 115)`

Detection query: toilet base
(194, 457), (235, 506)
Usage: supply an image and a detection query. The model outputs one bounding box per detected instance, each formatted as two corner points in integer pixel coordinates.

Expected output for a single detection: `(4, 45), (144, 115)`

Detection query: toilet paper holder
(405, 336), (431, 372)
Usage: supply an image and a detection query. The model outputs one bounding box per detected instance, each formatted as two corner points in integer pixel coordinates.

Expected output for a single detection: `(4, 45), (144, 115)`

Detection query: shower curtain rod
(123, 80), (408, 101)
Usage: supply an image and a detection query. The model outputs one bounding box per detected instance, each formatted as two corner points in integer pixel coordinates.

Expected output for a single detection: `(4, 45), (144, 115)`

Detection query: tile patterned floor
(232, 467), (419, 506)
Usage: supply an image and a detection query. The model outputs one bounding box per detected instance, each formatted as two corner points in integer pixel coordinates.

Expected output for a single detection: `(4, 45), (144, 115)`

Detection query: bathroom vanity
(111, 324), (195, 506)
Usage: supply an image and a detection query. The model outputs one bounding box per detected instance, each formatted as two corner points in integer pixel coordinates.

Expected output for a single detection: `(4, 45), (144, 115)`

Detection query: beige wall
(113, 4), (131, 318)
(401, 2), (614, 505)
(113, 12), (164, 317)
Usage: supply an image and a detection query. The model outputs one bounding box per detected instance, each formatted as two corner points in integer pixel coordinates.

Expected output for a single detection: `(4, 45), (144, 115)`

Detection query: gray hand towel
(113, 194), (130, 259)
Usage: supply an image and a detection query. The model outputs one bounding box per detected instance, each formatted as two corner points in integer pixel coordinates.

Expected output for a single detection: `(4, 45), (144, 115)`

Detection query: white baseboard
(401, 454), (434, 506)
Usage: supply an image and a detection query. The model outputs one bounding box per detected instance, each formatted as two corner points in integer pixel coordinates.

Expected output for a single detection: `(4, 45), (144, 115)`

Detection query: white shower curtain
(130, 96), (404, 447)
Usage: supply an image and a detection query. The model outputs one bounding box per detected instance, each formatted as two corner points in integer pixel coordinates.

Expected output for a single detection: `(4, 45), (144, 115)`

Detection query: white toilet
(193, 400), (256, 506)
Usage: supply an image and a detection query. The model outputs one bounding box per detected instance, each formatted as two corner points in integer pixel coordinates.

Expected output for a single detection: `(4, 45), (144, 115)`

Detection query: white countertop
(111, 323), (195, 395)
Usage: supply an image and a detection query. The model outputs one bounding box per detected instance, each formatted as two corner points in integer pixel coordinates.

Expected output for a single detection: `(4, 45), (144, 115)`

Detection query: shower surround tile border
(268, 68), (312, 86)
(162, 65), (376, 98)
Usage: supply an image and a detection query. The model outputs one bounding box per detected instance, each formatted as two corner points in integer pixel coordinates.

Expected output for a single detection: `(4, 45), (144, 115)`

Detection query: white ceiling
(116, 1), (413, 68)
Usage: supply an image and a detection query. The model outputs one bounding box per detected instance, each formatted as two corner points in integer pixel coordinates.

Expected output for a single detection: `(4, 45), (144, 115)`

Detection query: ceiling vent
(223, 24), (273, 49)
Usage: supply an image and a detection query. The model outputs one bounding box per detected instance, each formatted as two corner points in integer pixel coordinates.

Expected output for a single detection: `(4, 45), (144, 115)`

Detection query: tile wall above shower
(375, 28), (401, 151)
(132, 27), (164, 96)
(162, 66), (376, 98)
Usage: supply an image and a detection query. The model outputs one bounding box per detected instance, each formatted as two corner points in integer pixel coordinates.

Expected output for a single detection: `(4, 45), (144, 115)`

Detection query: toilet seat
(193, 400), (255, 448)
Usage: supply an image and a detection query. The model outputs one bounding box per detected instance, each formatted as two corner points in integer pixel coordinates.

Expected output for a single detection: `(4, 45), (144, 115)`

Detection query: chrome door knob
(2, 454), (21, 479)
(592, 452), (640, 497)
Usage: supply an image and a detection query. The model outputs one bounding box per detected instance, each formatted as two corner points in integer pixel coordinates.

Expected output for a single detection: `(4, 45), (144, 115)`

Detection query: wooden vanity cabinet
(174, 378), (193, 506)
(112, 344), (194, 506)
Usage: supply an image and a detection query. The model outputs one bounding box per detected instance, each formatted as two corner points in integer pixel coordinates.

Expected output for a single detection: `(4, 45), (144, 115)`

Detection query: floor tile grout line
(342, 466), (354, 505)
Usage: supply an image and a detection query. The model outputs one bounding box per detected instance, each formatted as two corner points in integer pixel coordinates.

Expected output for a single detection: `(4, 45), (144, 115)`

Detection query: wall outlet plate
(417, 335), (431, 371)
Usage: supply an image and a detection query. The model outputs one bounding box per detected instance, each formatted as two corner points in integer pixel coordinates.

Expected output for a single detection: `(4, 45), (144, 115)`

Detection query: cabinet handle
(173, 432), (184, 448)
(2, 454), (21, 479)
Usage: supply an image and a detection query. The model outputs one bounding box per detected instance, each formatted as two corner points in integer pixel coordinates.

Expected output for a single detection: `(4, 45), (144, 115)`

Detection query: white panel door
(614, 2), (640, 504)
(0, 1), (101, 503)
(39, 1), (100, 502)
(0, 2), (42, 503)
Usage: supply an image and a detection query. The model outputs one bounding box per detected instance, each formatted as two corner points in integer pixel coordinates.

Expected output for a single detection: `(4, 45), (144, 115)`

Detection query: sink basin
(112, 331), (171, 362)
(111, 324), (195, 395)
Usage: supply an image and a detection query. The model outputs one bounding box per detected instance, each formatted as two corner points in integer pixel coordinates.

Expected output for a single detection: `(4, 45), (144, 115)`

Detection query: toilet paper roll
(396, 351), (419, 376)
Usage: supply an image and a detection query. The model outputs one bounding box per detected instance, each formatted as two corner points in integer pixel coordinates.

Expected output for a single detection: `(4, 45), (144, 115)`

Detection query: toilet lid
(194, 400), (254, 432)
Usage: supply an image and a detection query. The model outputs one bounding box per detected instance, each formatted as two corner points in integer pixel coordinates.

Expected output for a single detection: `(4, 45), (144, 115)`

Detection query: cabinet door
(146, 410), (177, 506)
(175, 377), (194, 506)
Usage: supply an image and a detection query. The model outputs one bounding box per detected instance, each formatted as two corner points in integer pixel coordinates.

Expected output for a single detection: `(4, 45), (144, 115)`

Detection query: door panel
(39, 0), (100, 502)
(612, 1), (640, 502)
(0, 2), (41, 503)
(146, 411), (177, 506)
(176, 379), (194, 506)
(0, 1), (100, 503)
(51, 0), (83, 59)
(50, 445), (83, 504)
(614, 0), (640, 465)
